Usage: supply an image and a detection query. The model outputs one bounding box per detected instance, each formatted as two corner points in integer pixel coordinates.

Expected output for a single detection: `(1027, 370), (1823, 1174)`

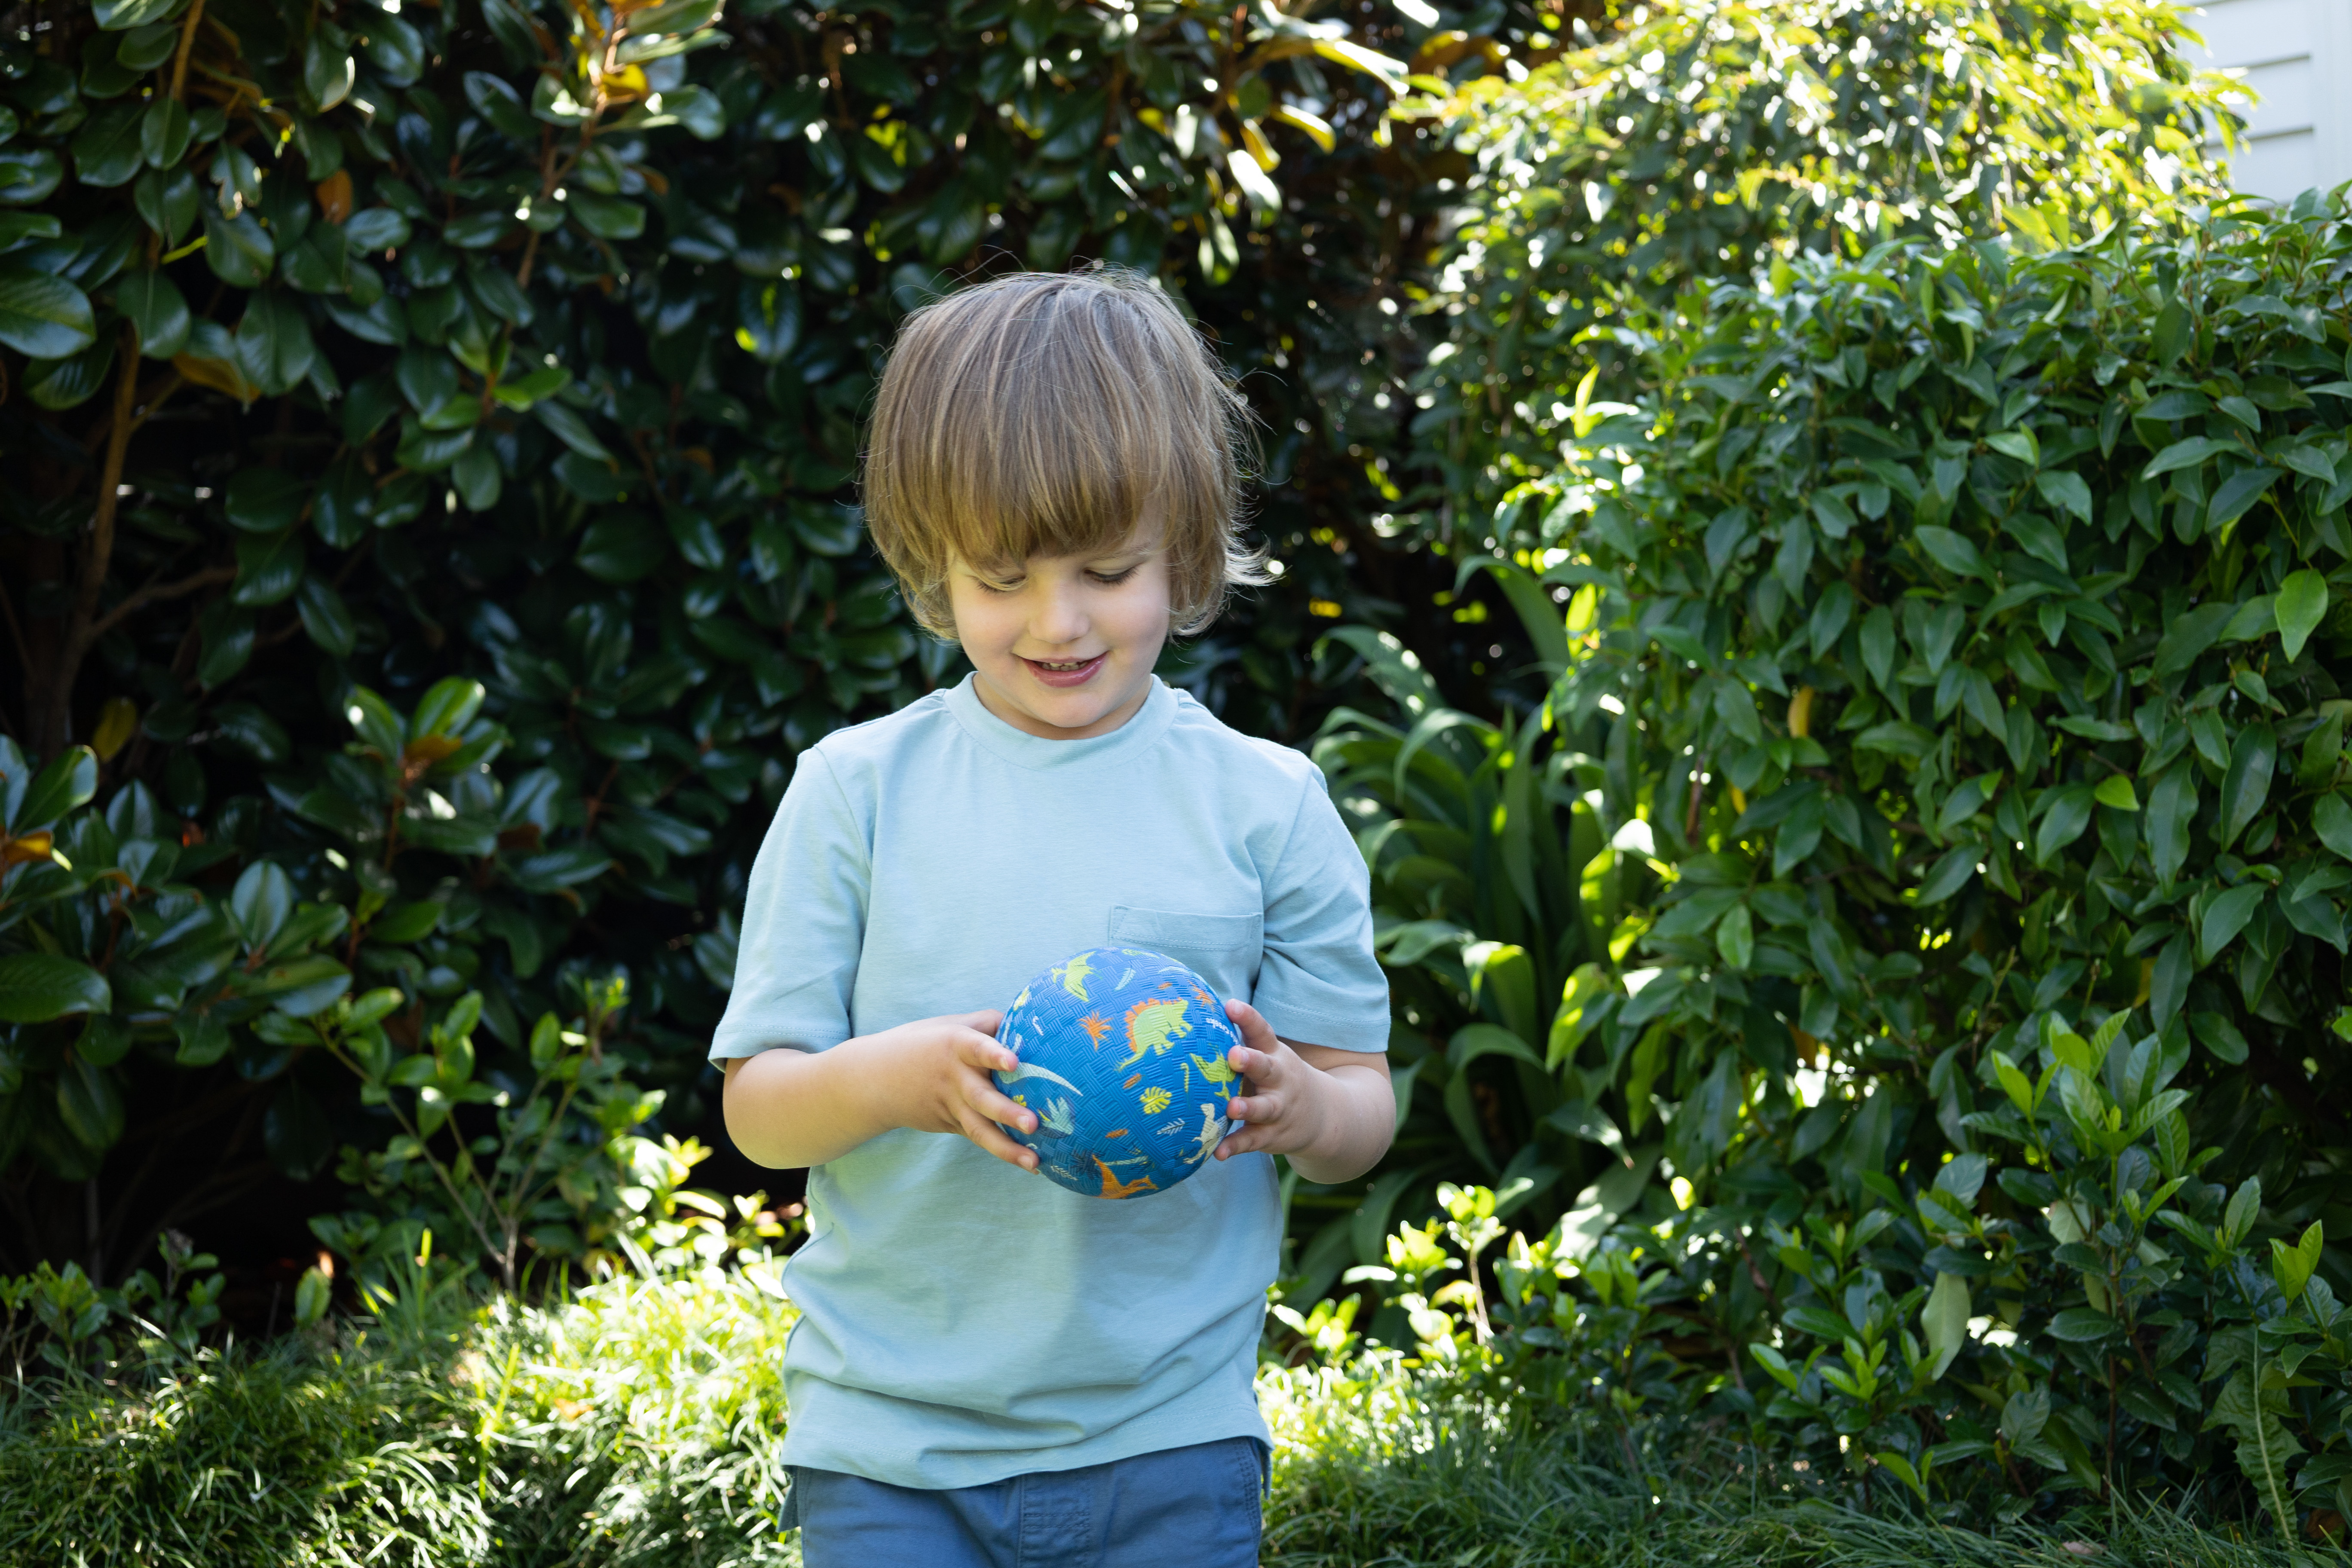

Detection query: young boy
(714, 268), (1394, 1566)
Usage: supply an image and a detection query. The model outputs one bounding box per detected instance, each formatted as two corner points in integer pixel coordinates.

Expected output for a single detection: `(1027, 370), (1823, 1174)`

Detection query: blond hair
(861, 268), (1262, 638)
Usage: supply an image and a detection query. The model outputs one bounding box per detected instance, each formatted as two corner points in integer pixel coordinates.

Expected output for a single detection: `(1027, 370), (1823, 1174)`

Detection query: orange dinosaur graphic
(1095, 1158), (1159, 1199)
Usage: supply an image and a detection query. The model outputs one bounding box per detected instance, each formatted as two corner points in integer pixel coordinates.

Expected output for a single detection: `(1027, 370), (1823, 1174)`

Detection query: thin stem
(84, 564), (236, 645)
(169, 0), (208, 102)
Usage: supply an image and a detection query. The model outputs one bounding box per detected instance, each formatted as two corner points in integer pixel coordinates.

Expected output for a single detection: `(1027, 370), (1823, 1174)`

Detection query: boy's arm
(1210, 1000), (1394, 1185)
(721, 1010), (1043, 1171)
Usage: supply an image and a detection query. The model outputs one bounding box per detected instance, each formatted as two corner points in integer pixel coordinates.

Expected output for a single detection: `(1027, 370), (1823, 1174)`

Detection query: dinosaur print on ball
(992, 947), (1245, 1199)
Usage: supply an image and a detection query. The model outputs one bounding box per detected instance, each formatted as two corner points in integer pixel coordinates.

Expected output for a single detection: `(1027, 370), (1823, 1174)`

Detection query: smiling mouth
(1022, 653), (1107, 684)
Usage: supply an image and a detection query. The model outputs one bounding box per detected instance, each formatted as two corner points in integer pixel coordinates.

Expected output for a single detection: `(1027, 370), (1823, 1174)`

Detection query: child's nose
(1030, 583), (1089, 644)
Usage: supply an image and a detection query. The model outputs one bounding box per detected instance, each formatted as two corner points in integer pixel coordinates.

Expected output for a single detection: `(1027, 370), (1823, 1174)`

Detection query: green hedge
(0, 0), (1554, 1280)
(1296, 202), (2352, 1531)
(1397, 0), (2236, 541)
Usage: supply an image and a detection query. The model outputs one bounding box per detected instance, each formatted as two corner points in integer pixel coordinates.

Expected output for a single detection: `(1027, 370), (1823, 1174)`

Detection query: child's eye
(1089, 567), (1139, 586)
(976, 576), (1024, 594)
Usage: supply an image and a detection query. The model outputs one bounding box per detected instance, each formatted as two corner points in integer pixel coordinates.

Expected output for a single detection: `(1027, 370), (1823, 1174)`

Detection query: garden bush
(1393, 0), (2239, 540)
(0, 0), (1553, 1283)
(1295, 200), (2352, 1531)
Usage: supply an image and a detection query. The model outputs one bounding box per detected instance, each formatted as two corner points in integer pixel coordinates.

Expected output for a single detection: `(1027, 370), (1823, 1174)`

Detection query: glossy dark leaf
(0, 265), (97, 358)
(0, 953), (111, 1023)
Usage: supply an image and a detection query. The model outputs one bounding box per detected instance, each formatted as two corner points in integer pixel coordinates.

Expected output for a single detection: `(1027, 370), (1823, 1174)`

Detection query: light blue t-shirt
(709, 673), (1388, 1490)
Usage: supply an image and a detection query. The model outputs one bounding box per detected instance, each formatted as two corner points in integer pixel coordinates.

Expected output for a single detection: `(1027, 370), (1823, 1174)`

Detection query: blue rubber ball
(992, 947), (1245, 1199)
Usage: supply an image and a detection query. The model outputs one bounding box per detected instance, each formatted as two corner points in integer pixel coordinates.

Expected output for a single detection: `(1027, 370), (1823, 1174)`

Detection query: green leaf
(140, 95), (190, 168)
(2218, 722), (2276, 851)
(71, 102), (147, 187)
(57, 1054), (126, 1150)
(2148, 762), (2196, 884)
(0, 266), (98, 359)
(0, 953), (112, 1023)
(115, 267), (188, 358)
(229, 860), (295, 949)
(1922, 1271), (1970, 1380)
(1860, 605), (1896, 691)
(231, 528), (305, 606)
(1715, 902), (1753, 971)
(94, 0), (186, 28)
(1917, 844), (1978, 903)
(2048, 1306), (2119, 1342)
(2275, 569), (2329, 661)
(2316, 793), (2352, 862)
(2200, 883), (2267, 965)
(2142, 435), (2232, 478)
(2034, 784), (2097, 864)
(1913, 525), (1990, 579)
(235, 289), (319, 395)
(295, 575), (356, 657)
(224, 467), (309, 533)
(11, 744), (98, 830)
(0, 147), (65, 208)
(2207, 466), (2281, 529)
(2272, 1219), (2323, 1302)
(533, 399), (613, 461)
(2222, 1177), (2262, 1249)
(567, 190), (646, 239)
(2151, 601), (2236, 680)
(202, 203), (277, 287)
(2094, 775), (2139, 811)
(2034, 469), (2094, 524)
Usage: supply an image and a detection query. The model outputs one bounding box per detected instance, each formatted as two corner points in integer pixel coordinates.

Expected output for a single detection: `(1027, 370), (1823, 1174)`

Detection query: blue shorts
(788, 1436), (1270, 1568)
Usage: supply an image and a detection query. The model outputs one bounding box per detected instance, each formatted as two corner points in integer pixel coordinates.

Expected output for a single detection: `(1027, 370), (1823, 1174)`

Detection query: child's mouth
(1023, 653), (1106, 688)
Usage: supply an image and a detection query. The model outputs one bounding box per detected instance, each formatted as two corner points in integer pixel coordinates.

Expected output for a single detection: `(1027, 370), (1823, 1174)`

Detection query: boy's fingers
(1226, 1044), (1275, 1081)
(956, 1031), (1019, 1072)
(1223, 999), (1282, 1050)
(968, 1081), (1035, 1133)
(959, 1112), (1038, 1169)
(956, 1009), (1006, 1036)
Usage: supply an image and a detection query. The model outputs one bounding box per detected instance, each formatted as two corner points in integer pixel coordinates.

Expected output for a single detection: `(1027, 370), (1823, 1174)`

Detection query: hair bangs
(863, 268), (1261, 638)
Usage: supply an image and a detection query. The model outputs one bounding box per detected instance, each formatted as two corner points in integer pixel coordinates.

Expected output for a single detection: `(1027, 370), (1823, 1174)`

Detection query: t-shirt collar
(943, 671), (1179, 770)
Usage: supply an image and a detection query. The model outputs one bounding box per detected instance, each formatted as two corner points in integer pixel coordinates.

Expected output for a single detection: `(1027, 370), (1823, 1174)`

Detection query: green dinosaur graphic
(1188, 1050), (1237, 1087)
(1118, 997), (1192, 1067)
(1051, 952), (1095, 1001)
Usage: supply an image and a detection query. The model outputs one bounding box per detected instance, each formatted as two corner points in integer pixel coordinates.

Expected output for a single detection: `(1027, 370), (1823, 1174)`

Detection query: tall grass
(0, 1266), (800, 1568)
(1, 1277), (2334, 1567)
(1258, 1360), (2330, 1568)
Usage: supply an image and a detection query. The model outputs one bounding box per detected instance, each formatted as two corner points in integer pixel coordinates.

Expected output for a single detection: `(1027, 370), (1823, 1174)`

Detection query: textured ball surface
(992, 947), (1244, 1199)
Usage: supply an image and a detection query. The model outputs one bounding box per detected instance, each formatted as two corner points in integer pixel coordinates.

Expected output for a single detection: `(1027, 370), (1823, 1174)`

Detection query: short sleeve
(708, 749), (870, 1061)
(1249, 770), (1389, 1054)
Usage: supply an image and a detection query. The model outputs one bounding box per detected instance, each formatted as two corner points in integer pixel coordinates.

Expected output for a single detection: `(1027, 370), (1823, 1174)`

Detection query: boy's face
(949, 510), (1170, 741)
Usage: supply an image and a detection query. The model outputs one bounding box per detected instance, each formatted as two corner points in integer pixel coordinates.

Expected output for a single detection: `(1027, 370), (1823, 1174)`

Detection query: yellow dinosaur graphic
(1118, 997), (1192, 1067)
(1051, 953), (1095, 1002)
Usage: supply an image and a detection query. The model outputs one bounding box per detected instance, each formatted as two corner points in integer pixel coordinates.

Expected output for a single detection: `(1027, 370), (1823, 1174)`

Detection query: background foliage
(1394, 0), (2242, 542)
(8, 0), (2352, 1539)
(1286, 186), (2352, 1532)
(0, 0), (1555, 1281)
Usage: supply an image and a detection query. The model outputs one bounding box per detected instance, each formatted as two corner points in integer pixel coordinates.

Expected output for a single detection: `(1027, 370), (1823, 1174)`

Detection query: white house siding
(2179, 0), (2352, 200)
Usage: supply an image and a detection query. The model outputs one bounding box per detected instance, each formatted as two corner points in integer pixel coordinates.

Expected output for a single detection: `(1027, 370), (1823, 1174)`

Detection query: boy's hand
(1211, 1000), (1393, 1183)
(858, 1010), (1041, 1172)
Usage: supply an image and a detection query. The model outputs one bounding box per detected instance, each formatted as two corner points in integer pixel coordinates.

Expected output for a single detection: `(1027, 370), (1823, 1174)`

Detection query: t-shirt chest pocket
(1105, 906), (1264, 995)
